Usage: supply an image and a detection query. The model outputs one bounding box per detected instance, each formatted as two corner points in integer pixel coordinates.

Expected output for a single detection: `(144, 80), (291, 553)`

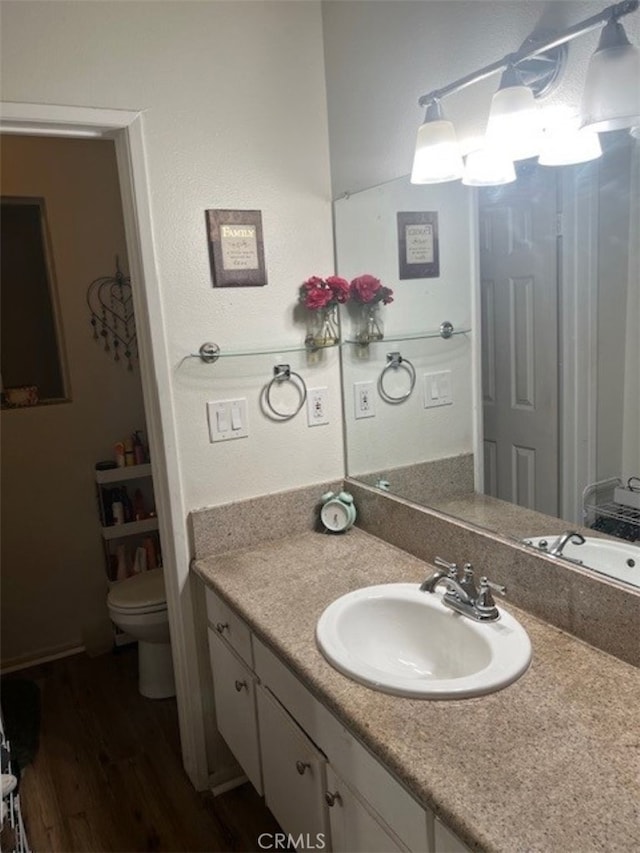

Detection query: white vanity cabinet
(257, 685), (330, 842)
(207, 629), (263, 795)
(325, 766), (408, 852)
(205, 587), (470, 853)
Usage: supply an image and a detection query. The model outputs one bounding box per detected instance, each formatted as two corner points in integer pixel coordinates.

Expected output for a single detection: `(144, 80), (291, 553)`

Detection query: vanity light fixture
(462, 148), (516, 186)
(410, 100), (465, 184)
(484, 65), (545, 161)
(538, 123), (603, 166)
(411, 0), (639, 185)
(581, 16), (640, 132)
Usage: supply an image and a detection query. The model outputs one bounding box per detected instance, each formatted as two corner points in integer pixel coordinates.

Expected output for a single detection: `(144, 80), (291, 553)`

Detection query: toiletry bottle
(111, 488), (125, 525)
(121, 487), (133, 523)
(114, 441), (126, 467)
(143, 536), (157, 570)
(133, 431), (146, 465)
(133, 488), (146, 521)
(116, 545), (128, 581)
(124, 437), (135, 466)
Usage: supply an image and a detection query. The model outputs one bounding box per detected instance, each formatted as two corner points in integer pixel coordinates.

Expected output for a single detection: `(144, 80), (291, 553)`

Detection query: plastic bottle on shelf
(133, 431), (146, 465)
(124, 437), (135, 466)
(111, 489), (125, 525)
(114, 441), (126, 468)
(133, 489), (146, 521)
(121, 487), (133, 523)
(143, 536), (158, 570)
(116, 545), (128, 581)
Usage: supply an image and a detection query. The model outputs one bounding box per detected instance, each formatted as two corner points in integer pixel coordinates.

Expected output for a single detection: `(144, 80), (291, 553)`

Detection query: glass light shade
(581, 20), (640, 132)
(485, 84), (544, 161)
(410, 119), (464, 184)
(538, 126), (602, 166)
(462, 149), (516, 186)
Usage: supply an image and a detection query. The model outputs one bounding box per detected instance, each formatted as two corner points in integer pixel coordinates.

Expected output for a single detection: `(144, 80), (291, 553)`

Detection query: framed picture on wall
(205, 209), (267, 287)
(397, 211), (439, 279)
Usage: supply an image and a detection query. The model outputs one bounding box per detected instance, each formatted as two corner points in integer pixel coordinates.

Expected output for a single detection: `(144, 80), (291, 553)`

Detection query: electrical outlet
(423, 371), (453, 408)
(307, 387), (329, 426)
(207, 399), (249, 441)
(354, 381), (375, 419)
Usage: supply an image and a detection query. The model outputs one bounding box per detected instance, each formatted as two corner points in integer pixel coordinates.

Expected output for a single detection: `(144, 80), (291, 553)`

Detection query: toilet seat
(108, 568), (167, 616)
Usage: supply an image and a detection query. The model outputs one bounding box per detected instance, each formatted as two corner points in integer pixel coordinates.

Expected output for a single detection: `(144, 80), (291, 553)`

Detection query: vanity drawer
(205, 587), (253, 667)
(253, 636), (429, 853)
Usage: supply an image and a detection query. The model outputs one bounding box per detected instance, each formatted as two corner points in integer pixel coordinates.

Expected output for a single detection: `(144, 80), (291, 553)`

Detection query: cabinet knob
(325, 790), (342, 807)
(234, 679), (247, 692)
(215, 622), (229, 634)
(296, 760), (310, 776)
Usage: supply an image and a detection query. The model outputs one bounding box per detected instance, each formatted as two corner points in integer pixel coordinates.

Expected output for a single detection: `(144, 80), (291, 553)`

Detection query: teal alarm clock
(320, 490), (357, 533)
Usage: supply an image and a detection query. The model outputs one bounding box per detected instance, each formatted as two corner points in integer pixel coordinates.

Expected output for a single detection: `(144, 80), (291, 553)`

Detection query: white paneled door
(479, 166), (559, 516)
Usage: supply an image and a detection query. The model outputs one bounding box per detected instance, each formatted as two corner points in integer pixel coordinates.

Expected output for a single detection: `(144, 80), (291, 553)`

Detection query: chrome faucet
(420, 557), (506, 622)
(548, 531), (586, 557)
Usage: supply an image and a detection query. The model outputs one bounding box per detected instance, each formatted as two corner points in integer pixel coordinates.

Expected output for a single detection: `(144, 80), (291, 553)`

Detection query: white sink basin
(316, 583), (531, 699)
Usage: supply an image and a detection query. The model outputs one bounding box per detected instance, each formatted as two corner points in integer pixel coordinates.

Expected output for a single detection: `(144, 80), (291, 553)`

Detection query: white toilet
(107, 568), (175, 699)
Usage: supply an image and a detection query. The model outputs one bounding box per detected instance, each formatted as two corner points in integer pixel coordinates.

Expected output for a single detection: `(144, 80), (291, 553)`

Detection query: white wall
(335, 178), (474, 475)
(1, 0), (338, 786)
(0, 136), (147, 667)
(322, 1), (638, 196)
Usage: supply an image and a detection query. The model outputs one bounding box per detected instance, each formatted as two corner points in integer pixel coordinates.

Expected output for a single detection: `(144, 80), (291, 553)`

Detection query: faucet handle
(476, 577), (506, 610)
(460, 563), (478, 597)
(434, 556), (459, 578)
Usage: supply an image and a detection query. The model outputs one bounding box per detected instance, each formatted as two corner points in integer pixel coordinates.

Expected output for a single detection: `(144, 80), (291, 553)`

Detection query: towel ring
(264, 364), (307, 420)
(378, 351), (416, 404)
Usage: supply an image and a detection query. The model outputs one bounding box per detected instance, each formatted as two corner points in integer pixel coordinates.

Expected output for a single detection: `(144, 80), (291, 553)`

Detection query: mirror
(336, 134), (640, 585)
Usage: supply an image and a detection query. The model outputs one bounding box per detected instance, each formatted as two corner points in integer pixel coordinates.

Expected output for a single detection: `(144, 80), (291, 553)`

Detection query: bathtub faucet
(549, 531), (586, 557)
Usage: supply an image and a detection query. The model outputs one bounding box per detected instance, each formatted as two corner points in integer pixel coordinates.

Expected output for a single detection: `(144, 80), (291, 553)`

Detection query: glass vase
(306, 305), (339, 348)
(354, 303), (384, 344)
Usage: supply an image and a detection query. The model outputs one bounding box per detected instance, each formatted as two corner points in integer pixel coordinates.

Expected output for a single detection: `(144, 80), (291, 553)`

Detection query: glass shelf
(343, 327), (471, 345)
(190, 327), (471, 363)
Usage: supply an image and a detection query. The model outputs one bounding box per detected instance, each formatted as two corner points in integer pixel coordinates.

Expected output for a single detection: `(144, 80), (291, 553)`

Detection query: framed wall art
(205, 209), (267, 287)
(397, 211), (439, 279)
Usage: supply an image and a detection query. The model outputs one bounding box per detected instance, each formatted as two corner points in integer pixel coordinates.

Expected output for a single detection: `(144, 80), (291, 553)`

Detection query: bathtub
(523, 535), (640, 588)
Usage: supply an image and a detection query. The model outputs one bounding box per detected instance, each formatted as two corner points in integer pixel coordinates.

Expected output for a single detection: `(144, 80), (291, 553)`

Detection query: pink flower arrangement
(300, 275), (350, 310)
(301, 274), (393, 309)
(349, 274), (394, 306)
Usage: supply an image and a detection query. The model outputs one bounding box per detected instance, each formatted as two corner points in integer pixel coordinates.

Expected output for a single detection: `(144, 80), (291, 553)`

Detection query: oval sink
(316, 583), (531, 699)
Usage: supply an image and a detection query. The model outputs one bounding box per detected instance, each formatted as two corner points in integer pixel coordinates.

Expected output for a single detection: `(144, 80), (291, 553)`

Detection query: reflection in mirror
(336, 135), (640, 587)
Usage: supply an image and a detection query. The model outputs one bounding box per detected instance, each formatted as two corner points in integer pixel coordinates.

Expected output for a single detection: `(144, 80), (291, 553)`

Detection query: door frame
(0, 102), (209, 789)
(560, 167), (599, 524)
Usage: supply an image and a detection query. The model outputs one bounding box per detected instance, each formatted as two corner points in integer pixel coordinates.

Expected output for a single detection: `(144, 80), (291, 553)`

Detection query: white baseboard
(0, 644), (85, 675)
(210, 773), (248, 797)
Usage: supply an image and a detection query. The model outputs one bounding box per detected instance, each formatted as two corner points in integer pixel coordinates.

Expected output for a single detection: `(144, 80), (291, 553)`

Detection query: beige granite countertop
(194, 528), (640, 853)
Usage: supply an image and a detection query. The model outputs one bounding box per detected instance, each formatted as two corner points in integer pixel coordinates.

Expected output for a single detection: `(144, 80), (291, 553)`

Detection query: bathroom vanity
(193, 527), (640, 853)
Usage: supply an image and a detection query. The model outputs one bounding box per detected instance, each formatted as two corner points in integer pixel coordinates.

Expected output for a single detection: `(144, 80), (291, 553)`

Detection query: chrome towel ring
(264, 364), (307, 420)
(378, 351), (416, 404)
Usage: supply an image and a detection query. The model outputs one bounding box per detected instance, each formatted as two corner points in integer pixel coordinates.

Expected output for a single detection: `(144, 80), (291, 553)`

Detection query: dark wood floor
(3, 647), (282, 852)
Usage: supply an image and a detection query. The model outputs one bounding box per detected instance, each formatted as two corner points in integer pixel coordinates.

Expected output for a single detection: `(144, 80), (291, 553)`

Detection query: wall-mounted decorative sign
(397, 211), (439, 279)
(206, 209), (267, 287)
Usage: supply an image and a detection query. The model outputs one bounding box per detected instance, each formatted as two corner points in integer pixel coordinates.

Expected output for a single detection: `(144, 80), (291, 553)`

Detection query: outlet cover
(354, 381), (376, 419)
(307, 387), (329, 426)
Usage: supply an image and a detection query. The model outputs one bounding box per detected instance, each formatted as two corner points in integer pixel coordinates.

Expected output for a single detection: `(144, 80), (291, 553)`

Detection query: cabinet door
(208, 629), (262, 794)
(257, 686), (329, 845)
(326, 766), (407, 853)
(434, 818), (471, 853)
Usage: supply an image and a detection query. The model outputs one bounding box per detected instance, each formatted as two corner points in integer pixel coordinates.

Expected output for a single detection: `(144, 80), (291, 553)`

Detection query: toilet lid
(108, 568), (166, 610)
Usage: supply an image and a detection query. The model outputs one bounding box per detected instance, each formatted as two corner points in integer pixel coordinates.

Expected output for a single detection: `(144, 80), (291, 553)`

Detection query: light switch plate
(423, 371), (453, 408)
(207, 399), (249, 442)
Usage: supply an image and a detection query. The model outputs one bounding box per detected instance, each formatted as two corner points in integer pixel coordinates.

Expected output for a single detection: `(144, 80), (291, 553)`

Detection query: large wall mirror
(335, 133), (639, 585)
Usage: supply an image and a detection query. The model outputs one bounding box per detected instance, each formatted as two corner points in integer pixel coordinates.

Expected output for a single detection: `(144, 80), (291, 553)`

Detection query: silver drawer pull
(325, 790), (342, 807)
(234, 679), (247, 692)
(296, 760), (310, 775)
(215, 622), (229, 634)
